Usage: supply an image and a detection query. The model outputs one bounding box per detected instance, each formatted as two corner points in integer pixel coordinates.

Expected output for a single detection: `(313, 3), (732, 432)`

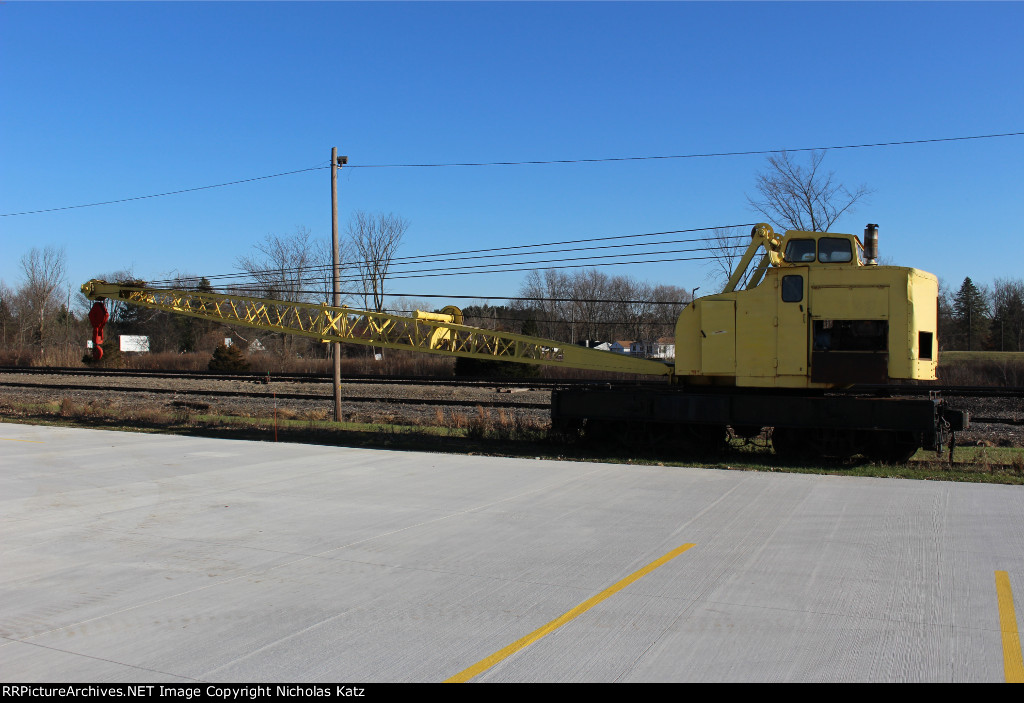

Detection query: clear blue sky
(2, 1), (1022, 307)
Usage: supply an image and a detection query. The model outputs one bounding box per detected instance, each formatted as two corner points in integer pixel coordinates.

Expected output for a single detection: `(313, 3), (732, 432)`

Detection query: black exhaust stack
(864, 224), (879, 265)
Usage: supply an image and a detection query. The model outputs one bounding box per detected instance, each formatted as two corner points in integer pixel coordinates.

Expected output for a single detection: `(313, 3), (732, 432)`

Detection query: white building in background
(629, 337), (675, 360)
(580, 340), (634, 355)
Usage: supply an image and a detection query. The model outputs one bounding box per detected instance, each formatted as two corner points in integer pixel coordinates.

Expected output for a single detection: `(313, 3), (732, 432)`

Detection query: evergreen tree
(208, 343), (249, 372)
(952, 277), (990, 351)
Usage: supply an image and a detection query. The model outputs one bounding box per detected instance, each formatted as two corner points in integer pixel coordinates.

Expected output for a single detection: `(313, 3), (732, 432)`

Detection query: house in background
(629, 337), (675, 360)
(580, 340), (631, 354)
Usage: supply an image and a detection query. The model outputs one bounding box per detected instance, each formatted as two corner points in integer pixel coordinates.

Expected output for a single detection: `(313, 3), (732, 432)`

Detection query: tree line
(4, 243), (1023, 366)
(460, 269), (691, 345)
(0, 212), (409, 363)
(0, 246), (77, 359)
(940, 277), (1024, 352)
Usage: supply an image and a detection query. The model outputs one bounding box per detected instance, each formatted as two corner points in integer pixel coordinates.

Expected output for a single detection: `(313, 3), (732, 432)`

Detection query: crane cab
(673, 225), (939, 388)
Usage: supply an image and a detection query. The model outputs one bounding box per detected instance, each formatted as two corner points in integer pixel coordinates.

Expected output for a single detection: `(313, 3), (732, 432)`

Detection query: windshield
(818, 237), (853, 263)
(784, 239), (816, 263)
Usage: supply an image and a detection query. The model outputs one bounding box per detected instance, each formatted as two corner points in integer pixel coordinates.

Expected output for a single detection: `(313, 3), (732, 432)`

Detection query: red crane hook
(88, 301), (109, 361)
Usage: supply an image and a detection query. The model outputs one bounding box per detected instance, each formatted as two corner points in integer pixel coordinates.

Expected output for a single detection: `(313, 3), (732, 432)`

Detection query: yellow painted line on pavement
(1, 438), (44, 443)
(996, 571), (1024, 683)
(445, 542), (696, 683)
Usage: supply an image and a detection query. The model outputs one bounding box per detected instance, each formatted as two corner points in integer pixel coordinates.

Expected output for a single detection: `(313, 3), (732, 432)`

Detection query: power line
(148, 225), (751, 285)
(327, 244), (727, 281)
(163, 246), (728, 288)
(5, 131), (1022, 217)
(346, 132), (1024, 168)
(0, 165), (327, 217)
(366, 253), (726, 281)
(149, 287), (694, 306)
(160, 249), (727, 290)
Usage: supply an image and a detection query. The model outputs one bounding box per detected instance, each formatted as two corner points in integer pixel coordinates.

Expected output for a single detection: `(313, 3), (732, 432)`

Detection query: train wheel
(580, 418), (617, 447)
(809, 428), (860, 460)
(862, 431), (920, 464)
(677, 424), (728, 456)
(549, 417), (584, 443)
(622, 421), (678, 454)
(771, 427), (808, 461)
(579, 419), (651, 453)
(772, 427), (860, 463)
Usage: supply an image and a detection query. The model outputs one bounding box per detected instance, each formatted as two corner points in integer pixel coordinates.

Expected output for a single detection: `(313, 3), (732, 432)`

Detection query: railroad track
(0, 365), (605, 389)
(0, 380), (551, 410)
(2, 367), (1021, 423)
(4, 365), (1024, 396)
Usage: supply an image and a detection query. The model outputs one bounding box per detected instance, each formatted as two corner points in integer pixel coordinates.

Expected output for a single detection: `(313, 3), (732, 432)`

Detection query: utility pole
(331, 147), (348, 422)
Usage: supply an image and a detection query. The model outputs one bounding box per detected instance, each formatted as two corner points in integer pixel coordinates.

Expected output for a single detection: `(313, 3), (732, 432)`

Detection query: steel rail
(0, 380), (550, 410)
(3, 366), (1023, 398)
(0, 366), (650, 388)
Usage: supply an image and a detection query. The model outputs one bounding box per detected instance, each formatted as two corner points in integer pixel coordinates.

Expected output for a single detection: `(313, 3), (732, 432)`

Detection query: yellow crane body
(674, 225), (939, 388)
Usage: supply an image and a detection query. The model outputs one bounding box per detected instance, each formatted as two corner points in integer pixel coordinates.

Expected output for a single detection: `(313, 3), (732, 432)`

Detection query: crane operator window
(817, 237), (853, 263)
(781, 275), (803, 303)
(784, 239), (816, 263)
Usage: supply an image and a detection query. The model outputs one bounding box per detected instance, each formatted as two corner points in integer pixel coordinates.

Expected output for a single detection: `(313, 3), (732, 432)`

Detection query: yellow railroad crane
(81, 223), (967, 462)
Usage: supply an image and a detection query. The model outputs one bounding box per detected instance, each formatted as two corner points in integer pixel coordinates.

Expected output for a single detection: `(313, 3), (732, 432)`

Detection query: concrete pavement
(1, 423), (1021, 682)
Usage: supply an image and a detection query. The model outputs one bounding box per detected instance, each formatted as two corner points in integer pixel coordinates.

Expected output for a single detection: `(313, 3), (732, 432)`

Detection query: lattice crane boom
(81, 280), (673, 376)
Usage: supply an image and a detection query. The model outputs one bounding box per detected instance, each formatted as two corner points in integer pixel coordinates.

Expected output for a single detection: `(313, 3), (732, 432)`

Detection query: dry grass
(0, 347), (82, 367)
(937, 356), (1024, 386)
(465, 405), (545, 441)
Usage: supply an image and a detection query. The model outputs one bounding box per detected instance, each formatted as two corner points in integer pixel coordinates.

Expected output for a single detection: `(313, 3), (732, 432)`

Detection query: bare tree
(235, 226), (334, 359)
(517, 269), (571, 340)
(991, 277), (1024, 351)
(608, 276), (654, 343)
(937, 278), (956, 350)
(702, 226), (748, 291)
(19, 246), (66, 346)
(569, 269), (610, 343)
(236, 226), (330, 303)
(348, 211), (408, 312)
(0, 281), (17, 347)
(747, 150), (872, 233)
(649, 284), (691, 338)
(513, 269), (696, 345)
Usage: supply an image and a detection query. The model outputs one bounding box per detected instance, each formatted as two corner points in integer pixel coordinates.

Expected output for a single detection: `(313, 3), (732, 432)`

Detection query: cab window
(781, 275), (803, 303)
(784, 239), (816, 263)
(818, 237), (853, 263)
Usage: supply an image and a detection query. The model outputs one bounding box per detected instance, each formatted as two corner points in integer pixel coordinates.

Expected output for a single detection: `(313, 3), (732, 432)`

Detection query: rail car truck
(82, 223), (967, 462)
